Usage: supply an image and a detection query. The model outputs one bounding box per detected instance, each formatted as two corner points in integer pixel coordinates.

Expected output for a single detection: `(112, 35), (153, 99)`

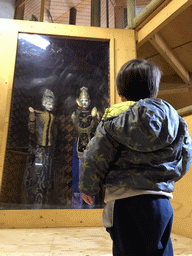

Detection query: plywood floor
(0, 227), (192, 255)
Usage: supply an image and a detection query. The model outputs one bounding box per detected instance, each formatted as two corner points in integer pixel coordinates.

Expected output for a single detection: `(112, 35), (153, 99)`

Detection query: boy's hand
(82, 194), (94, 205)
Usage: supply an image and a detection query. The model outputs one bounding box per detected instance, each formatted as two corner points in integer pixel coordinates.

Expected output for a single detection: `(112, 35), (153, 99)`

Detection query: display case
(0, 19), (136, 228)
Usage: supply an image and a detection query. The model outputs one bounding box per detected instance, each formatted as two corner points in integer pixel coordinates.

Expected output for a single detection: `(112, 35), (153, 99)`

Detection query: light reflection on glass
(19, 33), (50, 50)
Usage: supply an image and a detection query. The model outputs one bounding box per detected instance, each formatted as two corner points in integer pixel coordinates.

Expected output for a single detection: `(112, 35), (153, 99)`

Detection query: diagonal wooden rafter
(136, 0), (192, 48)
(15, 0), (26, 8)
(149, 33), (191, 85)
(54, 0), (91, 23)
(177, 104), (192, 117)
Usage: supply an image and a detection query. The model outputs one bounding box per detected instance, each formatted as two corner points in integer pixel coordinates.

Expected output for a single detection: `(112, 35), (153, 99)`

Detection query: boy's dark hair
(116, 59), (162, 101)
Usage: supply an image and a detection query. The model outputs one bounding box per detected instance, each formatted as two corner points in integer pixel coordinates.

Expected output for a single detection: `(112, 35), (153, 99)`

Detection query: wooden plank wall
(50, 0), (91, 26)
(108, 0), (115, 28)
(76, 2), (91, 26)
(100, 0), (115, 28)
(19, 0), (152, 27)
(24, 0), (41, 20)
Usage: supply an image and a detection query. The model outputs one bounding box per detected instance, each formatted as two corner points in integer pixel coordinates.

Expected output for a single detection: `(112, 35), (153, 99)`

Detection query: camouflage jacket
(79, 98), (192, 196)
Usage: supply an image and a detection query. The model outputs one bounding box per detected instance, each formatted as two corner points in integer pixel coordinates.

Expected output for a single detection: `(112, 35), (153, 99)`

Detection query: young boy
(79, 59), (192, 255)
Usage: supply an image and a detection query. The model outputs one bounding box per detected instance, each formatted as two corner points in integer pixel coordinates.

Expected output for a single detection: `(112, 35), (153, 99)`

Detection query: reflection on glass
(0, 33), (109, 210)
(19, 34), (50, 49)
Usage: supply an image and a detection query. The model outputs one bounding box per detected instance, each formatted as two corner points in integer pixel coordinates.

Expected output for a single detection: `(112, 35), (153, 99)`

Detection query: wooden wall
(24, 0), (41, 20)
(50, 0), (91, 26)
(160, 89), (192, 110)
(171, 114), (192, 238)
(18, 0), (152, 27)
(100, 0), (115, 28)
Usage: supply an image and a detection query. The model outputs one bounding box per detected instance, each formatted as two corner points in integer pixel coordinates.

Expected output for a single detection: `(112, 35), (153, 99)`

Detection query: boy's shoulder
(102, 101), (135, 119)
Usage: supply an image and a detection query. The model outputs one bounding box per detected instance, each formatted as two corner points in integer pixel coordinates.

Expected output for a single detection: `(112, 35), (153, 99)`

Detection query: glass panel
(0, 33), (109, 210)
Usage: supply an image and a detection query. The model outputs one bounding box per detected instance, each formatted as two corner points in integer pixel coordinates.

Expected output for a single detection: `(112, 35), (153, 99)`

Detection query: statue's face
(43, 100), (54, 111)
(81, 98), (90, 108)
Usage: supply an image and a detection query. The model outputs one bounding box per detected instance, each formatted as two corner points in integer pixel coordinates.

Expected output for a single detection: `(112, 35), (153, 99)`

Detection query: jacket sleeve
(175, 117), (192, 181)
(78, 121), (119, 196)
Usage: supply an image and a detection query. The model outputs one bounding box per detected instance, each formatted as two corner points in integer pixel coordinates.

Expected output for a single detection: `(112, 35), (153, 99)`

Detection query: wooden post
(69, 7), (77, 25)
(91, 0), (100, 27)
(127, 0), (135, 28)
(40, 0), (46, 22)
(44, 0), (52, 23)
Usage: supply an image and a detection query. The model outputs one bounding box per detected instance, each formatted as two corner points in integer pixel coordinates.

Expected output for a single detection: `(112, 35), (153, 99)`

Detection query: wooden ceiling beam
(158, 87), (188, 96)
(177, 105), (192, 117)
(136, 0), (192, 47)
(160, 83), (192, 89)
(149, 33), (191, 85)
(133, 0), (171, 29)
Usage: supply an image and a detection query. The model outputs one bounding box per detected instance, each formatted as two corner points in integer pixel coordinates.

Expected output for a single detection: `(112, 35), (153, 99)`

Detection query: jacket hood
(102, 101), (135, 119)
(104, 98), (179, 152)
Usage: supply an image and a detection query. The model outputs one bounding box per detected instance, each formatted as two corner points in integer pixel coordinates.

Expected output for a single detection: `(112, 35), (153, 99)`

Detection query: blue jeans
(106, 195), (174, 256)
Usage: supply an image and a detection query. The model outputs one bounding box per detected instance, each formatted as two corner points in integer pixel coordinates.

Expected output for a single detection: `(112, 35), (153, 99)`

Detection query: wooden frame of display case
(0, 19), (136, 228)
